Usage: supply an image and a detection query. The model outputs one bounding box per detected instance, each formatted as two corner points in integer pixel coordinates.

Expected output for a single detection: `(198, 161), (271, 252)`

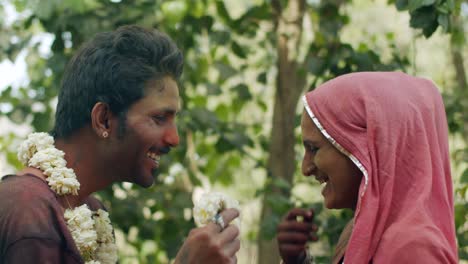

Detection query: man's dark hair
(52, 25), (183, 139)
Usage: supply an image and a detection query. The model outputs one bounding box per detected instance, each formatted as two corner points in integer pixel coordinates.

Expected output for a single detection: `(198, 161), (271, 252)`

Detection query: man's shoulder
(0, 174), (61, 224)
(0, 174), (56, 208)
(0, 174), (65, 254)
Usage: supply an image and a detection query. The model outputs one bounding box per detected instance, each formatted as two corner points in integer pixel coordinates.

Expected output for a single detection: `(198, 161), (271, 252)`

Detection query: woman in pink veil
(277, 72), (458, 263)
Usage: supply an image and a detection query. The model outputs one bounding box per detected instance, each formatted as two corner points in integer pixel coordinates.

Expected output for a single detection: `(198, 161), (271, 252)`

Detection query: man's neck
(52, 131), (112, 208)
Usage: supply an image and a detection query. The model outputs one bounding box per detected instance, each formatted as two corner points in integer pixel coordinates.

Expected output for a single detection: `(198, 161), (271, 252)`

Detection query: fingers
(278, 221), (318, 240)
(230, 255), (237, 264)
(207, 208), (240, 233)
(278, 208), (319, 246)
(285, 208), (314, 221)
(219, 225), (240, 244)
(202, 209), (241, 257)
(277, 231), (310, 244)
(220, 208), (240, 225)
(278, 244), (307, 256)
(222, 237), (240, 257)
(217, 224), (241, 257)
(278, 221), (315, 232)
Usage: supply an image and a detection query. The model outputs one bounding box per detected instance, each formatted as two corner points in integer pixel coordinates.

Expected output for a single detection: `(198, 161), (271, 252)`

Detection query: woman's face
(301, 111), (362, 210)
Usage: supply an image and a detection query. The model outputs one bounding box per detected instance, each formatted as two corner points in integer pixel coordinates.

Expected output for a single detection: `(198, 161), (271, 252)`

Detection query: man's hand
(277, 208), (318, 264)
(174, 208), (240, 264)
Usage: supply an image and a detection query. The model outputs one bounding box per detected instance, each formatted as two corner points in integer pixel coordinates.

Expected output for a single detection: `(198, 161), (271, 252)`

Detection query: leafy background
(0, 0), (466, 263)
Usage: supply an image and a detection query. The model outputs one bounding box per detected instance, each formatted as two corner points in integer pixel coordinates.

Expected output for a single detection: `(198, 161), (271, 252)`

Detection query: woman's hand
(277, 208), (318, 264)
(174, 208), (240, 264)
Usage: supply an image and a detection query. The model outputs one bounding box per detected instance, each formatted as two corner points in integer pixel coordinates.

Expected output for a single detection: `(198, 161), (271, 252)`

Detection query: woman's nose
(302, 156), (316, 176)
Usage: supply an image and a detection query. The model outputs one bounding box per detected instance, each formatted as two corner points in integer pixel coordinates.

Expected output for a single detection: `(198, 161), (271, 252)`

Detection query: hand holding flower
(174, 208), (240, 264)
(277, 208), (318, 264)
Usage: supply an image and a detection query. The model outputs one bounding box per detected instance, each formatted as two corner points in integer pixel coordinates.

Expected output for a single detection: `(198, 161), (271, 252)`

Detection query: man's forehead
(145, 76), (178, 91)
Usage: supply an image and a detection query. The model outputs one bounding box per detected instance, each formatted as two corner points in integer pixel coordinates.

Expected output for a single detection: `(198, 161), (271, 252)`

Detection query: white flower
(45, 167), (80, 195)
(95, 243), (118, 264)
(193, 192), (240, 227)
(94, 210), (114, 243)
(28, 148), (66, 171)
(17, 132), (54, 165)
(18, 133), (118, 263)
(65, 205), (98, 260)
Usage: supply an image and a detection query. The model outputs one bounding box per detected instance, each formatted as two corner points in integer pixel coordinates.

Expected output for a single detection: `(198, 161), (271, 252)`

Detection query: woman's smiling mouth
(315, 174), (329, 185)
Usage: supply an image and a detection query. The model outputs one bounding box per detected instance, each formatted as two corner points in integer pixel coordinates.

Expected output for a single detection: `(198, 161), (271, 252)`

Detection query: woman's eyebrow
(303, 139), (318, 147)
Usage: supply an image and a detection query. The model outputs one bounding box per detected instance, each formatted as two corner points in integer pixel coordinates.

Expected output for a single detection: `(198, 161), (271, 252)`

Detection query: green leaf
(33, 0), (56, 19)
(233, 83), (252, 100)
(260, 214), (281, 239)
(266, 194), (292, 214)
(257, 72), (267, 84)
(435, 1), (451, 14)
(306, 55), (326, 75)
(206, 83), (221, 95)
(272, 178), (291, 191)
(220, 131), (253, 150)
(215, 103), (229, 121)
(161, 0), (188, 25)
(211, 30), (231, 45)
(395, 0), (409, 10)
(408, 0), (436, 12)
(231, 41), (247, 59)
(437, 14), (449, 32)
(215, 0), (232, 25)
(215, 62), (237, 82)
(460, 168), (468, 184)
(189, 108), (219, 131)
(239, 4), (271, 21)
(32, 110), (52, 132)
(215, 135), (236, 152)
(188, 1), (205, 18)
(409, 6), (438, 37)
(12, 0), (28, 12)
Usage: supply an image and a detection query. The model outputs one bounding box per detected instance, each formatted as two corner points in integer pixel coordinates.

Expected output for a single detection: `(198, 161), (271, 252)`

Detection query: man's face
(110, 76), (180, 187)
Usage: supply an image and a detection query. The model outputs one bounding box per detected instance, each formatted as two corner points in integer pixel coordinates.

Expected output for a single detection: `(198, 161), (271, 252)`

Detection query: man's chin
(133, 173), (156, 188)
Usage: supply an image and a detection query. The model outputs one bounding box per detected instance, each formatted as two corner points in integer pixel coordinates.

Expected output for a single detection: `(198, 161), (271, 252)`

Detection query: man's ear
(91, 102), (114, 138)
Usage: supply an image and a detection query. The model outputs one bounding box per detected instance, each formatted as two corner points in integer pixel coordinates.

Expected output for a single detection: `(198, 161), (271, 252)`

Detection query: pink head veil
(303, 72), (458, 263)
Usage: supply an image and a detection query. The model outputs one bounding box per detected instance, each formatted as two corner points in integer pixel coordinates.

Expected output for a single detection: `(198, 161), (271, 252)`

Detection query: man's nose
(164, 125), (179, 147)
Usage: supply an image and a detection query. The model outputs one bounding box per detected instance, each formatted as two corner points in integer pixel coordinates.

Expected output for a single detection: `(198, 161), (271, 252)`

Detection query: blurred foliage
(390, 0), (456, 37)
(0, 0), (466, 263)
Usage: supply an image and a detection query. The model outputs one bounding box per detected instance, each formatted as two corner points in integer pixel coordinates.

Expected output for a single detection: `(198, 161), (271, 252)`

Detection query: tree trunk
(258, 0), (307, 263)
(450, 5), (467, 143)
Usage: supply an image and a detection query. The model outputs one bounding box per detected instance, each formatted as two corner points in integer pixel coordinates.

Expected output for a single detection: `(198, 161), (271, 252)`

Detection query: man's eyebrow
(155, 107), (179, 115)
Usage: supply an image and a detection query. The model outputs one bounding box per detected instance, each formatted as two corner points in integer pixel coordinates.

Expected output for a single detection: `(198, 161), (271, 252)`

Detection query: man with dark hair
(0, 25), (240, 263)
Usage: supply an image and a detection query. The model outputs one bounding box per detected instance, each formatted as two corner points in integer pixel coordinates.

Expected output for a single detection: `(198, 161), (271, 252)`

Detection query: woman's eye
(308, 146), (319, 153)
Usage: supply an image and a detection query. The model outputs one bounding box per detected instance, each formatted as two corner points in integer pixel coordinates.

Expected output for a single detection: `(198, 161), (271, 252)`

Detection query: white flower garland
(18, 132), (118, 264)
(193, 192), (240, 228)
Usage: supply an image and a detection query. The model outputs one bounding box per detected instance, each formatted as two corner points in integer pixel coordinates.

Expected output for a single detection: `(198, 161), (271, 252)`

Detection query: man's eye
(153, 115), (167, 124)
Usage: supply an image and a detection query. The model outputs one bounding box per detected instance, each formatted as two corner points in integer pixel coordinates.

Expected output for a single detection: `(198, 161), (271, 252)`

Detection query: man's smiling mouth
(147, 151), (161, 167)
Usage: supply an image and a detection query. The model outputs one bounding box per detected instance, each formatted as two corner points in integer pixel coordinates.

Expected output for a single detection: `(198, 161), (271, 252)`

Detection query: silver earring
(102, 131), (109, 138)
